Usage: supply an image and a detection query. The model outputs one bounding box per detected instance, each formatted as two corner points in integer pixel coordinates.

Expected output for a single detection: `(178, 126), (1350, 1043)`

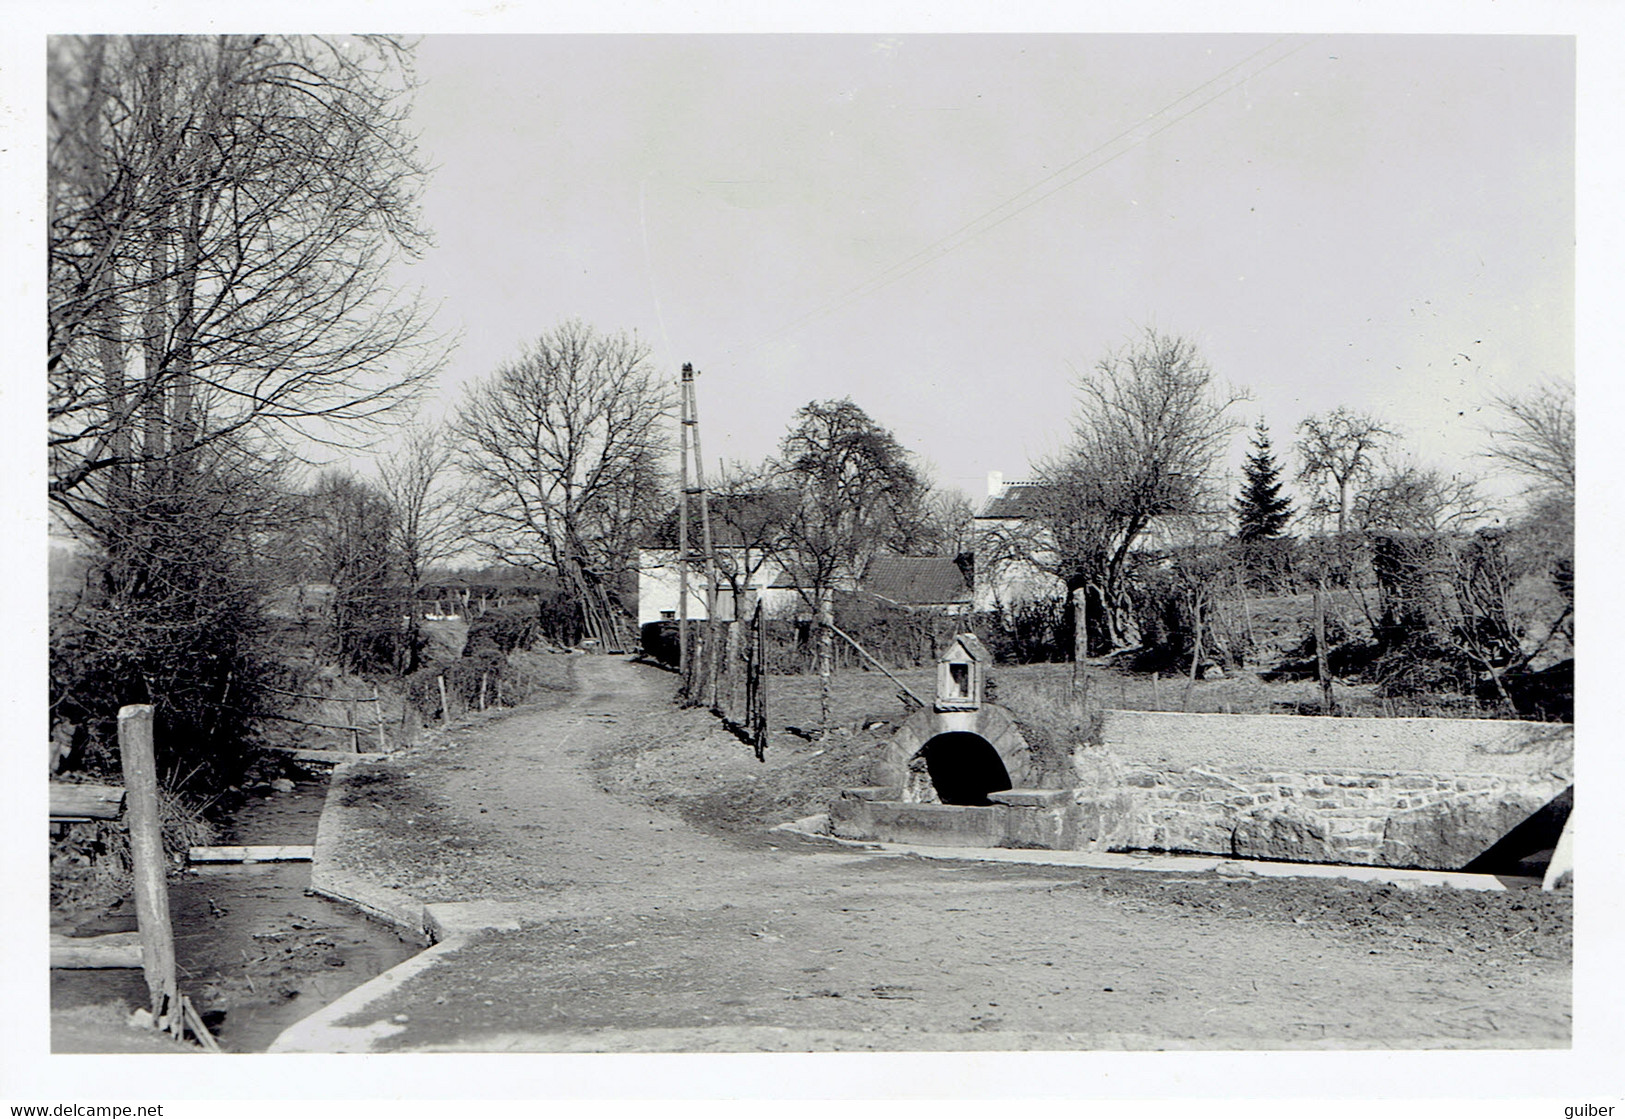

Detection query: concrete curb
(362, 1025), (1565, 1053)
(771, 819), (1539, 893)
(268, 934), (472, 1052)
(306, 758), (433, 942)
(272, 758), (550, 1052)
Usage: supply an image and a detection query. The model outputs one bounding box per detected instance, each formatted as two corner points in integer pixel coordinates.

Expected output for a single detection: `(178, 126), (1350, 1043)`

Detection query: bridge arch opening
(922, 731), (1013, 806)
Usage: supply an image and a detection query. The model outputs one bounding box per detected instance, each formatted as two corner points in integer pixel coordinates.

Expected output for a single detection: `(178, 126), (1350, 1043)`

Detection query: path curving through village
(279, 656), (1570, 1052)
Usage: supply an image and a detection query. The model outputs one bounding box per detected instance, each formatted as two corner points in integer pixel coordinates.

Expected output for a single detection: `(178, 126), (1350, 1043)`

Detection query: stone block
(828, 795), (875, 838)
(1001, 805), (1064, 849)
(1380, 788), (1560, 870)
(1231, 806), (1336, 863)
(869, 759), (907, 788)
(988, 788), (1070, 808)
(841, 786), (903, 802)
(1159, 817), (1241, 856)
(836, 802), (1005, 847)
(1063, 794), (1136, 850)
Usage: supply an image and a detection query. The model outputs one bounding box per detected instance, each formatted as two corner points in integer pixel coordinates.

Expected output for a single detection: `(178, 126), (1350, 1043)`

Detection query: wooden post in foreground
(117, 704), (178, 1027)
(438, 675), (450, 722)
(1070, 586), (1088, 698)
(1314, 581), (1335, 714)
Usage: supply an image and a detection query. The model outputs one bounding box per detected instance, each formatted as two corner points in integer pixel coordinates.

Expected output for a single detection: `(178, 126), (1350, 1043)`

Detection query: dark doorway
(922, 732), (1013, 806)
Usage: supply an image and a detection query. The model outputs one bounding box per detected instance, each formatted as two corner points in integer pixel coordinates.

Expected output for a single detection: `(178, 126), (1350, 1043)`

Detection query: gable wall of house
(636, 548), (802, 626)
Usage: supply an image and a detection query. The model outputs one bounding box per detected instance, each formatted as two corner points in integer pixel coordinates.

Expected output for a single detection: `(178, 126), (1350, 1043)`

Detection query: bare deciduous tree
(47, 35), (441, 790)
(1033, 328), (1243, 654)
(1485, 381), (1574, 499)
(306, 471), (402, 673)
(1353, 461), (1484, 535)
(1295, 407), (1393, 534)
(774, 399), (927, 726)
(379, 423), (460, 593)
(49, 35), (442, 529)
(699, 462), (796, 623)
(454, 321), (673, 625)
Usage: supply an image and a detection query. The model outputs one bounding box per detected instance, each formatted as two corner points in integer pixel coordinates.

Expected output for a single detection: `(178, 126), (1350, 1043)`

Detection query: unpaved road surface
(319, 657), (1569, 1051)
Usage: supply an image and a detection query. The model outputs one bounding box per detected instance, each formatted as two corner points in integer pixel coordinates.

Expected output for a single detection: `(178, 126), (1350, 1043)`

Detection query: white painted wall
(636, 548), (804, 626)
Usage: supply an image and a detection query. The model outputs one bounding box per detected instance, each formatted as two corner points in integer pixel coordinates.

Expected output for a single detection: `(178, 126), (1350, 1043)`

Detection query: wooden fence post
(1071, 586), (1088, 698)
(438, 675), (450, 722)
(1315, 581), (1336, 714)
(117, 704), (178, 1027)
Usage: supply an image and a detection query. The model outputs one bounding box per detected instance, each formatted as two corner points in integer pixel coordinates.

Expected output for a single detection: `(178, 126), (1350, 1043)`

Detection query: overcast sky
(396, 33), (1573, 510)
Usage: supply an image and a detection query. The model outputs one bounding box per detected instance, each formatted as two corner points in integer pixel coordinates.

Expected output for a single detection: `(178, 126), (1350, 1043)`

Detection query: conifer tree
(1234, 418), (1294, 541)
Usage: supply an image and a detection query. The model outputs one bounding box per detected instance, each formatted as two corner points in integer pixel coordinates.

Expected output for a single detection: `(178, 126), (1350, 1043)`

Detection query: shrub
(969, 599), (1070, 664)
(464, 603), (543, 656)
(49, 499), (274, 792)
(998, 675), (1103, 788)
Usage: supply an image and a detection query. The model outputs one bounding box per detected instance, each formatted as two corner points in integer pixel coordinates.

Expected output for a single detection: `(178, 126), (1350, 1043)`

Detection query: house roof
(862, 554), (972, 606)
(977, 481), (1049, 519)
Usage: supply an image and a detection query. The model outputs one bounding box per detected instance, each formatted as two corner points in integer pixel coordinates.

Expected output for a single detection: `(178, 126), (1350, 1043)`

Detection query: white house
(970, 472), (1066, 612)
(970, 471), (1232, 612)
(634, 546), (803, 627)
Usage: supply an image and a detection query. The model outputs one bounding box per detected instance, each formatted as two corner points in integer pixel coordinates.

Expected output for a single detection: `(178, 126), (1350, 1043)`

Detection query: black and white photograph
(6, 2), (1622, 1111)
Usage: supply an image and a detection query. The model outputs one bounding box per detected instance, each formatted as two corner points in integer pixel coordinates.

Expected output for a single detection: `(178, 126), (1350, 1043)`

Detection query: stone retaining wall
(1085, 710), (1572, 869)
(837, 709), (1573, 871)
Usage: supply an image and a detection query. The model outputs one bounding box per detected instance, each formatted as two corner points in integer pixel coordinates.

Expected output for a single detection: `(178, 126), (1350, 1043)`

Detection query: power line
(734, 36), (1317, 358)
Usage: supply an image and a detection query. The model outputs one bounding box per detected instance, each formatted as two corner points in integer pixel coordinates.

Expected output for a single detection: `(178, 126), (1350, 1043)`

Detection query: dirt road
(313, 656), (1569, 1051)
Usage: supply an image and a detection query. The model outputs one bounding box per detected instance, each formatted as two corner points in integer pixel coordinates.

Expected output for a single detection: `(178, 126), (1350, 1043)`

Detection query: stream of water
(51, 776), (419, 1053)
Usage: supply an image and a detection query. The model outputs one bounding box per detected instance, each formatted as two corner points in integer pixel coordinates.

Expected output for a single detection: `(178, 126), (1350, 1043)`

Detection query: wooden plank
(254, 712), (380, 734)
(259, 745), (386, 764)
(51, 931), (143, 969)
(49, 783), (126, 820)
(188, 844), (314, 864)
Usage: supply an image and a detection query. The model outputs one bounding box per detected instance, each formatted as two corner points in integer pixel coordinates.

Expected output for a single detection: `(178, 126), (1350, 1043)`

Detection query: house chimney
(986, 471), (1005, 498)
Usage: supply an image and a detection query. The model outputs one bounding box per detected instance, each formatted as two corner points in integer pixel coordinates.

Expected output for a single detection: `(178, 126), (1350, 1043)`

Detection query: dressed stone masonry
(831, 642), (1572, 873)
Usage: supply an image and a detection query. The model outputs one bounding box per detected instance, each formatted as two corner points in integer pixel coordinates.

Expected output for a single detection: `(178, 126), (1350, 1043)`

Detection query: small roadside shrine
(934, 633), (990, 713)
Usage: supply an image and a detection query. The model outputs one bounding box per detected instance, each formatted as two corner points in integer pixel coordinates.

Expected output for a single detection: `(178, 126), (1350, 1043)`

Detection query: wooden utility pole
(677, 366), (691, 690)
(688, 368), (721, 710)
(677, 363), (721, 706)
(117, 705), (177, 1027)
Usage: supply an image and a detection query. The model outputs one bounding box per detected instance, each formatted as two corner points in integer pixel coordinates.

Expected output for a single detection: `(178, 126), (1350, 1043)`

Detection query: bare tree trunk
(101, 294), (129, 512)
(1184, 593), (1202, 711)
(818, 585), (834, 730)
(167, 191), (203, 472)
(141, 225), (168, 493)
